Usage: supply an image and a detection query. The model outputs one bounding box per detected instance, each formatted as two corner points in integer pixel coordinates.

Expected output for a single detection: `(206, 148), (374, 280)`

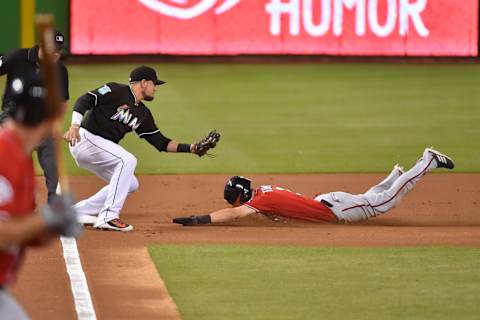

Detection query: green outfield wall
(35, 0), (69, 48)
(0, 2), (20, 53)
(0, 0), (69, 54)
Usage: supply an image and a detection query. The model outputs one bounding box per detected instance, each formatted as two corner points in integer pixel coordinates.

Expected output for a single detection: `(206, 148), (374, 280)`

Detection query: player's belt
(321, 199), (334, 208)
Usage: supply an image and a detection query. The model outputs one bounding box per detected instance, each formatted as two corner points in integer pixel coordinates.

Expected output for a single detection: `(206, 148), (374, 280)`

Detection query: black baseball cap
(129, 66), (165, 85)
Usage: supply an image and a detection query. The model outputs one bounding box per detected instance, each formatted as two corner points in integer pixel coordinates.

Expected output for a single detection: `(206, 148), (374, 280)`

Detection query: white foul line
(60, 236), (97, 320)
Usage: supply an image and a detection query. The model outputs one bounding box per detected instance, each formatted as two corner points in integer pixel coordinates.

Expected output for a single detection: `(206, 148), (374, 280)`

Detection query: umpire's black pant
(36, 137), (59, 203)
(0, 111), (58, 203)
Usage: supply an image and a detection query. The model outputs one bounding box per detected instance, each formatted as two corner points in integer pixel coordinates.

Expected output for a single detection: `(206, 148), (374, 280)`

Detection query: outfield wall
(0, 0), (69, 54)
(71, 0), (478, 56)
(0, 2), (21, 52)
(0, 1), (479, 57)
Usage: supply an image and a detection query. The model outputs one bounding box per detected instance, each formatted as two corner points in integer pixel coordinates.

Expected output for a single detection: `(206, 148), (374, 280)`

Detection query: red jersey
(0, 128), (36, 285)
(245, 185), (338, 223)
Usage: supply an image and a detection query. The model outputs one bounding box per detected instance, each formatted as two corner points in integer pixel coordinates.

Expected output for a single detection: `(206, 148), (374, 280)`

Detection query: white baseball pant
(315, 149), (438, 222)
(70, 128), (139, 225)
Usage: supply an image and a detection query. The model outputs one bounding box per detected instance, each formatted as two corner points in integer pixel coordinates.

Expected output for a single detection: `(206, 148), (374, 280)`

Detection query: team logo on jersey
(98, 85), (112, 95)
(0, 176), (13, 206)
(137, 0), (240, 19)
(111, 106), (141, 130)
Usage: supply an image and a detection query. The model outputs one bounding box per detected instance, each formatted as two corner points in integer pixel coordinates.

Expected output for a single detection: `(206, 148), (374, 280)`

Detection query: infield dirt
(12, 173), (480, 319)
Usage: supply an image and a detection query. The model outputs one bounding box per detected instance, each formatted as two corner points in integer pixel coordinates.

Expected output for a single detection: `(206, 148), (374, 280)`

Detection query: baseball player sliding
(173, 148), (454, 226)
(64, 66), (220, 232)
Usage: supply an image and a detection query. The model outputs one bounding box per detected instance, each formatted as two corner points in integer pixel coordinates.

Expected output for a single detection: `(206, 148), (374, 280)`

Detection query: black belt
(321, 199), (334, 208)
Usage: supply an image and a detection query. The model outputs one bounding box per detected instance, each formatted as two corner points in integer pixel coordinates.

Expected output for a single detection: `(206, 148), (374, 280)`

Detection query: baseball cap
(129, 66), (166, 86)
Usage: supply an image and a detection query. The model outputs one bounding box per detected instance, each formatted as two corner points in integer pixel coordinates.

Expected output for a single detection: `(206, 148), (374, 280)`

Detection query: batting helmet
(224, 176), (253, 205)
(6, 76), (48, 126)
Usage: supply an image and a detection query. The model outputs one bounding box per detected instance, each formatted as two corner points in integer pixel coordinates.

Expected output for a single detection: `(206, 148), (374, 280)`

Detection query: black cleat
(426, 148), (455, 169)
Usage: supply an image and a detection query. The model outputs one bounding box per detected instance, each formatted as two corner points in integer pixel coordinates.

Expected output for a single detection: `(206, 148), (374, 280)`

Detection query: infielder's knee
(124, 154), (137, 167)
(129, 176), (139, 193)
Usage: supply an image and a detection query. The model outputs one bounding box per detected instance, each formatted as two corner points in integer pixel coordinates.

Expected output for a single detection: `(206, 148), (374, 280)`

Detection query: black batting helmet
(224, 176), (253, 205)
(6, 75), (48, 126)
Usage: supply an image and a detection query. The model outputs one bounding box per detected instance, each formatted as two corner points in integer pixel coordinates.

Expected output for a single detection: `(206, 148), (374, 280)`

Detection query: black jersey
(0, 46), (69, 109)
(74, 82), (171, 151)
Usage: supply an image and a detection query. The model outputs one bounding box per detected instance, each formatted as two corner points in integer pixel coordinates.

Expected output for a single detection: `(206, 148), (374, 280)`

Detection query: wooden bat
(35, 14), (70, 194)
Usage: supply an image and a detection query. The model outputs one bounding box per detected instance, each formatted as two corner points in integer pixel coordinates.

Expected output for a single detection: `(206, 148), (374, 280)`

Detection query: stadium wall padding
(70, 0), (479, 56)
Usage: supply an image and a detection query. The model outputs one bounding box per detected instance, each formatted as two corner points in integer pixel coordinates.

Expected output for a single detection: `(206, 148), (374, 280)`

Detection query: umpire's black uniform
(0, 40), (69, 203)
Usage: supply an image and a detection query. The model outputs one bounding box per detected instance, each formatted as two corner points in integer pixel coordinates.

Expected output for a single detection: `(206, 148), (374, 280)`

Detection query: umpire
(0, 31), (69, 203)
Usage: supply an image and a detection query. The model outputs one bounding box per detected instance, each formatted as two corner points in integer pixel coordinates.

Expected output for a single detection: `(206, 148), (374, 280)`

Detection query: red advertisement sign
(70, 0), (478, 56)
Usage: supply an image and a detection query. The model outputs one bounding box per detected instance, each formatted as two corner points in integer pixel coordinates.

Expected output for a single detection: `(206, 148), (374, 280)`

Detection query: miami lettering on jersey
(110, 105), (141, 130)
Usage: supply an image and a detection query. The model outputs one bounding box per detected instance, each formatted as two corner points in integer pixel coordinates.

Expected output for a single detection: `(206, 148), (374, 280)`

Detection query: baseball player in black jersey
(63, 65), (220, 232)
(0, 31), (69, 203)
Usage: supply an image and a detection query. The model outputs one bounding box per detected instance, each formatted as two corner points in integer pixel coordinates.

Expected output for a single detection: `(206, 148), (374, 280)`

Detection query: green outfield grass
(149, 245), (480, 320)
(2, 63), (479, 173)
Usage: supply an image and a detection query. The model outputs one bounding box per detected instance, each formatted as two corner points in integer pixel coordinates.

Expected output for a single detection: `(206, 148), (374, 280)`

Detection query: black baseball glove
(172, 215), (212, 226)
(193, 130), (221, 157)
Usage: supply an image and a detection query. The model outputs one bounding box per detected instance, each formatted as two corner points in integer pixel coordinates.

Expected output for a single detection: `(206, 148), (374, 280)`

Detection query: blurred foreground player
(173, 148), (454, 226)
(0, 76), (81, 319)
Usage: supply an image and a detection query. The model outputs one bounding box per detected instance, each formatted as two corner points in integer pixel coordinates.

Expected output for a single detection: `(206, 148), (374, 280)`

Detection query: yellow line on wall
(20, 0), (35, 48)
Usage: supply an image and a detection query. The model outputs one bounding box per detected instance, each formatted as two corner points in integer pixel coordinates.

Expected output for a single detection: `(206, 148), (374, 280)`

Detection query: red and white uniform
(0, 129), (36, 286)
(314, 149), (439, 222)
(245, 150), (438, 224)
(245, 185), (338, 223)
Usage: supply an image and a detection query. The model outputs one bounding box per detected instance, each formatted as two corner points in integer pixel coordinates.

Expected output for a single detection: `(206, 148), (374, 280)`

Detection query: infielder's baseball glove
(193, 130), (221, 157)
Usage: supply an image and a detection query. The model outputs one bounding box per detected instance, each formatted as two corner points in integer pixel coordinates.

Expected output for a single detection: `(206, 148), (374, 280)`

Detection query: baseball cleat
(94, 218), (134, 232)
(77, 214), (98, 226)
(425, 147), (455, 169)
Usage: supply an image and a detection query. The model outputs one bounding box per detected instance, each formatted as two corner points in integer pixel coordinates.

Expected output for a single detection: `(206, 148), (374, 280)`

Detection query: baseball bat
(35, 14), (70, 194)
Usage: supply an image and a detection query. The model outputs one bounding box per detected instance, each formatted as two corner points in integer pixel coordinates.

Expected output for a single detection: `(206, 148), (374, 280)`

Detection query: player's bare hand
(64, 125), (81, 147)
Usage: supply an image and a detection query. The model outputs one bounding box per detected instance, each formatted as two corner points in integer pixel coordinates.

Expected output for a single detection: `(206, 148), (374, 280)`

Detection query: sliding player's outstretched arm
(211, 205), (255, 222)
(173, 205), (255, 226)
